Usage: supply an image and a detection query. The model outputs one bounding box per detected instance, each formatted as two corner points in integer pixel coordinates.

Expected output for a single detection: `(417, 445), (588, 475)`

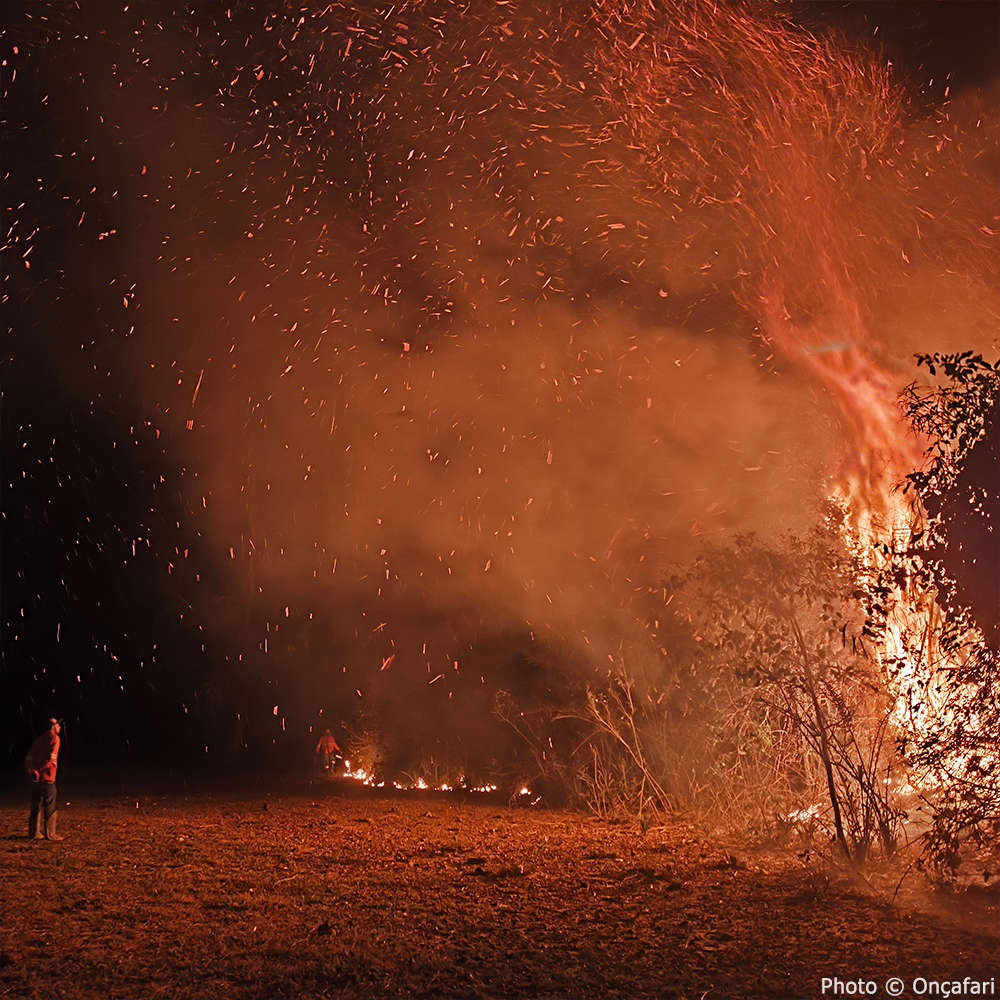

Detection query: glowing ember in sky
(3, 2), (996, 773)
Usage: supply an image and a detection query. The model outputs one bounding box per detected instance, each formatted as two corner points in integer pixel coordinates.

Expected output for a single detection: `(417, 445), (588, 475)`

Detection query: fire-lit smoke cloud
(4, 2), (997, 762)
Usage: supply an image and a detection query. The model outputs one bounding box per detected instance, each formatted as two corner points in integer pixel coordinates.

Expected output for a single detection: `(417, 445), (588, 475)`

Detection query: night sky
(3, 2), (997, 773)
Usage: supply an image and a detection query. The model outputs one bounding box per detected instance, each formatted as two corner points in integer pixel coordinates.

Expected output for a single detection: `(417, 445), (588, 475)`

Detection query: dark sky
(2, 2), (997, 771)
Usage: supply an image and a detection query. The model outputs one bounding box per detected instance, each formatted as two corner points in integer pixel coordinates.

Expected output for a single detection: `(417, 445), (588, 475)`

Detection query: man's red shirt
(26, 731), (59, 783)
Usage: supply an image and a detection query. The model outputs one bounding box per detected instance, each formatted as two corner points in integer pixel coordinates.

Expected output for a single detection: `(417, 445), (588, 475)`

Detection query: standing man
(315, 728), (341, 775)
(26, 718), (63, 841)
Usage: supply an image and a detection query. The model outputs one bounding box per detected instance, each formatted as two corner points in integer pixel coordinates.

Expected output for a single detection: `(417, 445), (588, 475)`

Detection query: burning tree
(865, 352), (1000, 879)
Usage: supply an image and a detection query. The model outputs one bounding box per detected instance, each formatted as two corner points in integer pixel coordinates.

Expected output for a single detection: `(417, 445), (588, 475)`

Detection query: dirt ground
(1, 779), (996, 1000)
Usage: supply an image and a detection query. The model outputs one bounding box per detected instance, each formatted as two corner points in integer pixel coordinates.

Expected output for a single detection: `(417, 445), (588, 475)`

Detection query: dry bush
(496, 524), (910, 867)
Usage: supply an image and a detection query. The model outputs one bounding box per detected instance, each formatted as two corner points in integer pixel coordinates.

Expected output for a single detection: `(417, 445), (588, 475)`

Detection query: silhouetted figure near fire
(26, 718), (63, 841)
(315, 729), (341, 775)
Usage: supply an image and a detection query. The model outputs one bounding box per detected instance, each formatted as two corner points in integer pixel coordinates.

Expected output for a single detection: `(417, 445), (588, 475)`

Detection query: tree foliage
(900, 351), (999, 654)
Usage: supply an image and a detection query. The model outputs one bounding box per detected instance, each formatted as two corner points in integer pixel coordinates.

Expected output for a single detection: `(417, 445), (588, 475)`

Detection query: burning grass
(1, 780), (996, 999)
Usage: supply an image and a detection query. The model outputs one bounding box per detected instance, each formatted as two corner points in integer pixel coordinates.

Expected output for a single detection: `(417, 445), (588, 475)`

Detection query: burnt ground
(1, 779), (996, 1000)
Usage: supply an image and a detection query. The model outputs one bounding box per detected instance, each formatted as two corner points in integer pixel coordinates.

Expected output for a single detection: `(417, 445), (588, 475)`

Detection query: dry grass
(1, 779), (996, 999)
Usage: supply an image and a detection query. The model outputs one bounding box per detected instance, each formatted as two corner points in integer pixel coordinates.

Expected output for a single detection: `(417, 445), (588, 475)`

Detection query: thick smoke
(5, 2), (997, 768)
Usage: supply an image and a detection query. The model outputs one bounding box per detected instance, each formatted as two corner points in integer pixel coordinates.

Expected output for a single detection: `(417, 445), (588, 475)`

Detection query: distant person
(315, 729), (341, 774)
(26, 718), (63, 841)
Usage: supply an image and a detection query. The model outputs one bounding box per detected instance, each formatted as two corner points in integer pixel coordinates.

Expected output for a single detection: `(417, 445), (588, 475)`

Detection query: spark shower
(3, 1), (997, 769)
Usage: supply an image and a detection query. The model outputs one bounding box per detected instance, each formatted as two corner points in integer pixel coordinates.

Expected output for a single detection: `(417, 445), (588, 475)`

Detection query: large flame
(762, 275), (993, 793)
